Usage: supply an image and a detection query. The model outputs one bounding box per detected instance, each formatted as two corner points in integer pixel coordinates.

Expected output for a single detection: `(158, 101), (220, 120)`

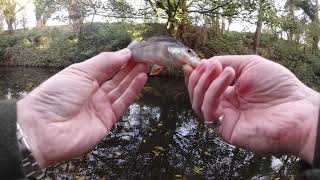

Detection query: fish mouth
(180, 56), (200, 68)
(190, 57), (201, 68)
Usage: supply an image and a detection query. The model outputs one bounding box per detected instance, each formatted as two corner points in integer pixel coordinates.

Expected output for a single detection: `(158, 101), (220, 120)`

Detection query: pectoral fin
(150, 65), (164, 76)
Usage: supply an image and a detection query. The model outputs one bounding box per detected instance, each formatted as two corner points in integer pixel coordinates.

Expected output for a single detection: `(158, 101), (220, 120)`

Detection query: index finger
(211, 55), (263, 79)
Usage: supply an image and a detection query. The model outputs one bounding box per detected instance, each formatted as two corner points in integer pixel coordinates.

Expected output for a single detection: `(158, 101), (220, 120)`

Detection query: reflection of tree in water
(0, 68), (304, 179)
(0, 67), (58, 99)
(44, 77), (303, 179)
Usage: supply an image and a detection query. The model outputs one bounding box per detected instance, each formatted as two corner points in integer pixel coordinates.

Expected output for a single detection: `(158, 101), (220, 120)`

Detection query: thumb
(73, 48), (132, 83)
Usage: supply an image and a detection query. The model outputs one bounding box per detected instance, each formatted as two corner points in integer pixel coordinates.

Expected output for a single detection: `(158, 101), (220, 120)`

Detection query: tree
(252, 1), (264, 53)
(146, 0), (190, 36)
(0, 11), (4, 31)
(295, 0), (319, 55)
(281, 0), (301, 41)
(251, 0), (277, 53)
(0, 0), (23, 34)
(20, 10), (28, 29)
(107, 0), (134, 21)
(52, 0), (105, 32)
(33, 0), (57, 27)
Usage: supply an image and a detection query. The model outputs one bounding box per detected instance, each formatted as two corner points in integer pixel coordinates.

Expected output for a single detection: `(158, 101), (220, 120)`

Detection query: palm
(185, 55), (319, 160)
(219, 60), (312, 155)
(18, 51), (148, 167)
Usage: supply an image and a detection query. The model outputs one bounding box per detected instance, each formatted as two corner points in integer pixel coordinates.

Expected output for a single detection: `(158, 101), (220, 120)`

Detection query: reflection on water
(0, 67), (304, 179)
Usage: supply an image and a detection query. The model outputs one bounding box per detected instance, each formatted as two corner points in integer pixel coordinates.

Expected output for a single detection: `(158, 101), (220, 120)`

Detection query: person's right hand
(184, 55), (320, 164)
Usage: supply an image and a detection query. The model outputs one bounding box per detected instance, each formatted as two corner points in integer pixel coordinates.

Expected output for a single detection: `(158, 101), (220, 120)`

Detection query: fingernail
(116, 48), (131, 55)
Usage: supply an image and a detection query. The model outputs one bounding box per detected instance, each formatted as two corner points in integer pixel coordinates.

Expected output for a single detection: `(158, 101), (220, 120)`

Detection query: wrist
(299, 89), (320, 165)
(17, 99), (48, 168)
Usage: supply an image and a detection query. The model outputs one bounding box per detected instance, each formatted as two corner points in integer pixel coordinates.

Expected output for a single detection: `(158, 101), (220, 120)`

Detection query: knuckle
(63, 63), (82, 74)
(68, 63), (80, 69)
(99, 52), (111, 56)
(250, 55), (262, 60)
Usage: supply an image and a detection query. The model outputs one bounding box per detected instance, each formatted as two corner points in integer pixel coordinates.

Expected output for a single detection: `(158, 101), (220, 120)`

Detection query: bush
(0, 23), (132, 66)
(0, 23), (319, 90)
(205, 30), (253, 57)
(74, 23), (131, 62)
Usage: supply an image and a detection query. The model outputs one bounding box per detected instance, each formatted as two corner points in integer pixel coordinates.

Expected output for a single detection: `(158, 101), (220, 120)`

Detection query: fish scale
(128, 36), (200, 69)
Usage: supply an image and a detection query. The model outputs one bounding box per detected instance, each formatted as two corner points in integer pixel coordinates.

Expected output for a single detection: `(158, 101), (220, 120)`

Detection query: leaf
(175, 174), (183, 180)
(192, 166), (203, 175)
(154, 146), (166, 152)
(152, 150), (161, 157)
(114, 152), (122, 157)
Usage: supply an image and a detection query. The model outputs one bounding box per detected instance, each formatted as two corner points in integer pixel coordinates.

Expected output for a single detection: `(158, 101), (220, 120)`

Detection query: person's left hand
(17, 49), (148, 167)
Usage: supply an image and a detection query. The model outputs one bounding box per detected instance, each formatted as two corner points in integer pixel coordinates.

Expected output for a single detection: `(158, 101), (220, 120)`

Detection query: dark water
(0, 67), (304, 179)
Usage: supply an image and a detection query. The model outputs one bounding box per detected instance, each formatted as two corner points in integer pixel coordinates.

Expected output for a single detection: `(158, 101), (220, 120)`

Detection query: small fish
(128, 36), (200, 75)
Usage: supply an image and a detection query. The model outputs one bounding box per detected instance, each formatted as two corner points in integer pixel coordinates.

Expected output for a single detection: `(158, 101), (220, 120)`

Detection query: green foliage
(0, 23), (132, 66)
(263, 36), (320, 90)
(205, 30), (252, 56)
(0, 22), (319, 90)
(33, 0), (58, 26)
(74, 22), (131, 62)
(139, 23), (168, 39)
(204, 28), (320, 90)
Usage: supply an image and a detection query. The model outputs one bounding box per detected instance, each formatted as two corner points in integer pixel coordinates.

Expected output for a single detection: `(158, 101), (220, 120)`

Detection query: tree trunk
(288, 30), (293, 41)
(42, 18), (47, 27)
(36, 18), (42, 27)
(227, 17), (232, 32)
(36, 17), (47, 28)
(6, 19), (14, 35)
(68, 0), (84, 33)
(313, 35), (319, 55)
(167, 19), (175, 36)
(221, 16), (226, 34)
(176, 0), (188, 39)
(253, 18), (262, 53)
(253, 1), (264, 53)
(312, 0), (319, 55)
(0, 20), (3, 31)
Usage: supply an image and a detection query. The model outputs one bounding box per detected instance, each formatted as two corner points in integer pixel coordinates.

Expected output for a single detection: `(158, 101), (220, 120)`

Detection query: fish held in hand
(128, 36), (200, 75)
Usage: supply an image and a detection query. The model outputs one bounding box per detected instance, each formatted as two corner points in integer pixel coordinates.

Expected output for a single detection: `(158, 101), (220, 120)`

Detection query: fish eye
(187, 49), (192, 53)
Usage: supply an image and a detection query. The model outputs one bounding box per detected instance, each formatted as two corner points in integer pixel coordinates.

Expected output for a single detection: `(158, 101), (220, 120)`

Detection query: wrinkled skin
(17, 49), (148, 167)
(184, 55), (320, 164)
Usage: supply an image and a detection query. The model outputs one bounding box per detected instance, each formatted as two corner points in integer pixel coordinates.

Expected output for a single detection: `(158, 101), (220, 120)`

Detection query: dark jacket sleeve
(0, 100), (25, 180)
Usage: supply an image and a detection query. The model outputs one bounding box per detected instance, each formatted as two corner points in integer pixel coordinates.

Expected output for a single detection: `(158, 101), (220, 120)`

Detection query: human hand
(17, 49), (148, 167)
(184, 55), (320, 164)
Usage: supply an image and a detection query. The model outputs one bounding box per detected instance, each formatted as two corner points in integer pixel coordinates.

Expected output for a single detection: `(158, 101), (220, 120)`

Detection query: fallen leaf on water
(192, 166), (203, 175)
(152, 150), (161, 157)
(154, 146), (165, 152)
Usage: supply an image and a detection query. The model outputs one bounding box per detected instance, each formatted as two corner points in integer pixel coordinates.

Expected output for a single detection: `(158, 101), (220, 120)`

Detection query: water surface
(0, 67), (303, 179)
